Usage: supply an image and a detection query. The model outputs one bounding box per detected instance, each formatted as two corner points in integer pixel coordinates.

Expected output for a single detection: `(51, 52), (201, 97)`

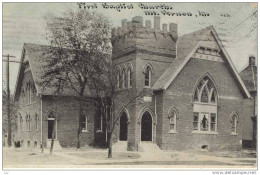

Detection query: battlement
(111, 16), (178, 60)
(111, 16), (178, 39)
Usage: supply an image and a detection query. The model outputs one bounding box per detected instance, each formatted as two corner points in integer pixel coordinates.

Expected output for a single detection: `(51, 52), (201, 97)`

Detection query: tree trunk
(50, 118), (56, 155)
(108, 132), (112, 158)
(77, 96), (83, 149)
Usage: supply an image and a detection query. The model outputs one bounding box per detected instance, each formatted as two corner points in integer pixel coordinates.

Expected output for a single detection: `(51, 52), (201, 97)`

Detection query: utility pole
(3, 54), (16, 147)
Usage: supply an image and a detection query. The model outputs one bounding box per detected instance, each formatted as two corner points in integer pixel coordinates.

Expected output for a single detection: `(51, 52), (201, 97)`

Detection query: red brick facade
(15, 16), (253, 151)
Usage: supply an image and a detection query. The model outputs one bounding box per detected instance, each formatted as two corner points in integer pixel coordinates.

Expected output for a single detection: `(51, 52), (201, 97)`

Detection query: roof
(240, 65), (257, 92)
(14, 43), (95, 100)
(152, 26), (251, 98)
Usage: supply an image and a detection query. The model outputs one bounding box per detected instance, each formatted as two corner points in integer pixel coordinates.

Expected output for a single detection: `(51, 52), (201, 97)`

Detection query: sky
(2, 2), (258, 94)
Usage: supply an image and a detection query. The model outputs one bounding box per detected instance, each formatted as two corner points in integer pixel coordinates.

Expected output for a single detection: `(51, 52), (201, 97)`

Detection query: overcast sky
(2, 2), (257, 94)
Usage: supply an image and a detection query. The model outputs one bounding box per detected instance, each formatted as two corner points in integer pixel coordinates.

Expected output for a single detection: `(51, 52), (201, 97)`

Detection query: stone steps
(112, 141), (127, 152)
(138, 141), (162, 152)
(46, 140), (62, 150)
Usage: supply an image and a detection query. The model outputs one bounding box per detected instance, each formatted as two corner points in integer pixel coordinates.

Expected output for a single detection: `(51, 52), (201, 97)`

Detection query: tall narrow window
(116, 70), (120, 90)
(122, 69), (126, 89)
(210, 113), (216, 131)
(96, 114), (102, 132)
(127, 67), (132, 88)
(19, 114), (23, 131)
(193, 112), (199, 130)
(81, 115), (88, 131)
(28, 114), (31, 131)
(169, 108), (177, 132)
(35, 112), (39, 131)
(231, 113), (238, 134)
(144, 66), (151, 87)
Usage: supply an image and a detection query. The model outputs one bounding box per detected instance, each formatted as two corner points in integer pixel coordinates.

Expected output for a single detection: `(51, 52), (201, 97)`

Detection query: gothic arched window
(127, 67), (132, 88)
(193, 75), (218, 133)
(144, 66), (151, 87)
(194, 76), (217, 103)
(231, 113), (238, 134)
(168, 108), (178, 132)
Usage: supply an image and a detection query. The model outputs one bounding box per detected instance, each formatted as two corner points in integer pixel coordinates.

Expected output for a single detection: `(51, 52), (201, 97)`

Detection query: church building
(14, 16), (253, 151)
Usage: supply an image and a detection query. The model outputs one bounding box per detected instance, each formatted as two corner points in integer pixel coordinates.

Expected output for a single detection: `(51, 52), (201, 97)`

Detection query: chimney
(154, 16), (160, 30)
(132, 16), (143, 27)
(249, 56), (256, 66)
(162, 23), (168, 31)
(145, 20), (151, 28)
(122, 19), (127, 28)
(169, 23), (178, 33)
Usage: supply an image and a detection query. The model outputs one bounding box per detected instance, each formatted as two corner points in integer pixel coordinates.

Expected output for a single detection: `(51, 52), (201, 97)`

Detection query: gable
(152, 26), (251, 98)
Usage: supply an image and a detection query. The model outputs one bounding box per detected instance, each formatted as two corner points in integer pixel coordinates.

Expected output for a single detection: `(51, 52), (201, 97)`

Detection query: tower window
(144, 66), (151, 87)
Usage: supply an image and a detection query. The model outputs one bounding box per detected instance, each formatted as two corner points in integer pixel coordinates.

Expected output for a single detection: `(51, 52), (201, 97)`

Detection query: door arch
(119, 112), (128, 141)
(141, 111), (153, 141)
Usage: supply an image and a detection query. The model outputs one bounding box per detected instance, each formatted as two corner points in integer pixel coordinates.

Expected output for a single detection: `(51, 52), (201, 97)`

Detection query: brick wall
(160, 58), (244, 151)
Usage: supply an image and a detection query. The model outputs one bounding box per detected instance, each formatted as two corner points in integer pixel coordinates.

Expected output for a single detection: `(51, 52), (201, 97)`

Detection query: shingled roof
(240, 64), (257, 92)
(152, 25), (251, 98)
(14, 43), (95, 100)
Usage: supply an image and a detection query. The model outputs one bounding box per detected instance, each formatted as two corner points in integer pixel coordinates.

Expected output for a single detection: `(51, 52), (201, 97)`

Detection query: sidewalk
(3, 147), (257, 169)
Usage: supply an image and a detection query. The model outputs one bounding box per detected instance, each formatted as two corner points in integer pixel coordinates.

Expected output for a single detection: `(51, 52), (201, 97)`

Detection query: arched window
(116, 69), (120, 90)
(168, 108), (177, 132)
(35, 112), (39, 131)
(122, 69), (126, 89)
(19, 114), (23, 131)
(26, 114), (31, 131)
(127, 67), (132, 88)
(81, 115), (88, 132)
(194, 76), (217, 103)
(193, 75), (218, 133)
(231, 113), (238, 134)
(144, 66), (152, 87)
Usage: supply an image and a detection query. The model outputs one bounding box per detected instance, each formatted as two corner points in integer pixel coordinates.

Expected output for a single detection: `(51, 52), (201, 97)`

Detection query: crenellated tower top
(111, 16), (178, 60)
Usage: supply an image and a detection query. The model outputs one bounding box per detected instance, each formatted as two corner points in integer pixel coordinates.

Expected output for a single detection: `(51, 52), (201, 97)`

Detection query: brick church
(14, 16), (256, 151)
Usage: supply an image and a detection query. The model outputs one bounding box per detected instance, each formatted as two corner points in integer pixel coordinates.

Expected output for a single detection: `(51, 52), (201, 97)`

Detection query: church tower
(111, 16), (178, 151)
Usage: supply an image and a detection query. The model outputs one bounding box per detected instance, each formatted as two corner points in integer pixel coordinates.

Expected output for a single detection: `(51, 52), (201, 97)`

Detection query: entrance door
(119, 112), (128, 141)
(48, 119), (56, 139)
(141, 111), (152, 141)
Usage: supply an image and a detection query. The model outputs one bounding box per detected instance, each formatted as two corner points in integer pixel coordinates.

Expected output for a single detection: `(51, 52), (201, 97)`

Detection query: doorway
(48, 111), (56, 139)
(141, 111), (152, 141)
(119, 112), (128, 141)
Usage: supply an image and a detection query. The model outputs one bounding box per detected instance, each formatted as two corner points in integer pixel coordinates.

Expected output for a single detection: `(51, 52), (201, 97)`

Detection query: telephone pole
(3, 54), (16, 147)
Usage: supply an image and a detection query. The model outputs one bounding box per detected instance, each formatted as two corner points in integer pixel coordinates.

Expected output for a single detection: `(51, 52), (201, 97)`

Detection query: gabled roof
(14, 43), (95, 100)
(152, 26), (251, 98)
(240, 64), (257, 92)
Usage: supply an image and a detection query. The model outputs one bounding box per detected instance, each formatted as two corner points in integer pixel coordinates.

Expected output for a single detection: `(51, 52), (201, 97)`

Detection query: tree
(2, 84), (18, 147)
(90, 61), (143, 158)
(41, 9), (111, 149)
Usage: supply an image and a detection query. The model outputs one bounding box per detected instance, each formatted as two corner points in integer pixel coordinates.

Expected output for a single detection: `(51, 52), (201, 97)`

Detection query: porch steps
(138, 142), (162, 152)
(112, 141), (128, 152)
(46, 140), (62, 150)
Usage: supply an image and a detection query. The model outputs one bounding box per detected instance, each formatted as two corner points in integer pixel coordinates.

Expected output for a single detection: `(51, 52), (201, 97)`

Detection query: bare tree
(2, 85), (18, 147)
(90, 61), (143, 158)
(41, 9), (111, 149)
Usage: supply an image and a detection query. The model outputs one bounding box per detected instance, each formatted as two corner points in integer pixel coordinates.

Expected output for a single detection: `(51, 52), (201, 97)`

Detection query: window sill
(82, 130), (89, 133)
(96, 130), (103, 133)
(231, 133), (238, 136)
(168, 130), (178, 134)
(192, 131), (219, 135)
